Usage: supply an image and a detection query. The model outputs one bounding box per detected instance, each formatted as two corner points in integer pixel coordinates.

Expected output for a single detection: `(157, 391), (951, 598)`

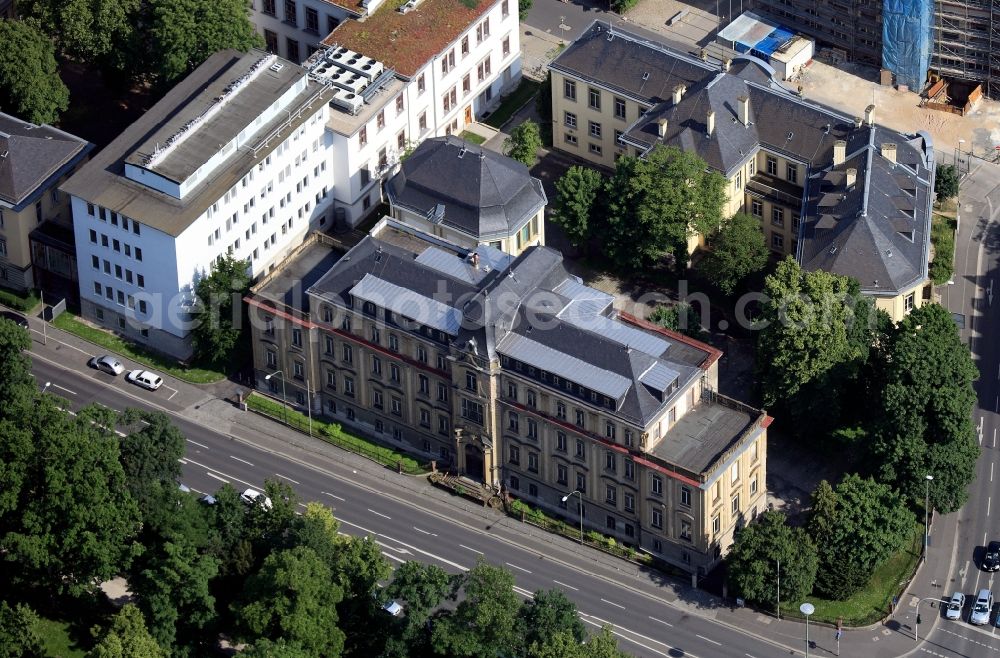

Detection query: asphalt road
(28, 356), (797, 658)
(925, 159), (1000, 657)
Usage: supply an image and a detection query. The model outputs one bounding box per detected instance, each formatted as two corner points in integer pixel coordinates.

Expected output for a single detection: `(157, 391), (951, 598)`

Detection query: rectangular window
(461, 35), (469, 56)
(589, 143), (602, 156)
(680, 519), (692, 541)
(624, 492), (635, 512)
(651, 508), (663, 529)
(651, 474), (663, 496)
(713, 514), (721, 535)
(417, 74), (426, 94)
(305, 7), (318, 32)
(509, 445), (520, 465)
(391, 397), (402, 416)
(461, 398), (484, 424)
(344, 377), (355, 396)
(418, 112), (428, 132)
(359, 127), (367, 148)
(681, 486), (691, 507)
(437, 382), (448, 402)
(508, 412), (519, 433)
(562, 110), (577, 128)
(588, 87), (600, 110)
(605, 422), (616, 440)
(557, 464), (568, 485)
(556, 402), (566, 420)
(556, 432), (567, 452)
(575, 472), (586, 493)
(731, 461), (740, 484)
(564, 79), (576, 101)
(465, 371), (477, 392)
(502, 0), (509, 16)
(750, 475), (759, 495)
(786, 163), (798, 184)
(606, 485), (617, 505)
(502, 36), (510, 57)
(614, 97), (626, 119)
(286, 38), (299, 63)
(589, 121), (602, 138)
(564, 134), (578, 146)
(528, 452), (539, 473)
(771, 207), (784, 227)
(283, 0), (297, 24)
(575, 439), (585, 459)
(751, 199), (763, 217)
(526, 419), (538, 440)
(772, 233), (784, 249)
(732, 494), (740, 515)
(624, 459), (634, 481)
(766, 155), (777, 175)
(605, 451), (616, 472)
(575, 409), (585, 428)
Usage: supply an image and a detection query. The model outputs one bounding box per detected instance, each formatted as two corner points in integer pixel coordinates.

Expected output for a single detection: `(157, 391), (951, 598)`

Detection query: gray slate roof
(0, 113), (91, 210)
(306, 221), (714, 427)
(555, 20), (934, 298)
(384, 136), (547, 240)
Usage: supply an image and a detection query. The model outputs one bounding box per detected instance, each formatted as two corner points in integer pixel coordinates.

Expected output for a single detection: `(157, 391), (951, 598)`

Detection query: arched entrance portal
(464, 444), (485, 481)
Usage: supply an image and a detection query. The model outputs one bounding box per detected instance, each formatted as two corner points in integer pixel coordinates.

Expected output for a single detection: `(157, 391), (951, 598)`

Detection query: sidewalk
(13, 305), (960, 657)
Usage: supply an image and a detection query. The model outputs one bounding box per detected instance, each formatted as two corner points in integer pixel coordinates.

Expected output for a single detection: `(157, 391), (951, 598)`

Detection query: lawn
(0, 286), (41, 312)
(53, 312), (227, 384)
(930, 212), (957, 285)
(35, 616), (88, 657)
(460, 130), (487, 145)
(484, 78), (541, 129)
(779, 524), (924, 626)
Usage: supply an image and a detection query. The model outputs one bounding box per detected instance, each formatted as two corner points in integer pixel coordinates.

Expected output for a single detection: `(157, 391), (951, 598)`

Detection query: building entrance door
(464, 105), (473, 126)
(463, 443), (484, 480)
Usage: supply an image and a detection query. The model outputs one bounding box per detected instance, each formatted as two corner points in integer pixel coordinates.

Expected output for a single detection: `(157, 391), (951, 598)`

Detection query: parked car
(0, 310), (29, 329)
(382, 600), (404, 617)
(970, 589), (993, 625)
(126, 369), (163, 390)
(89, 355), (125, 376)
(945, 592), (965, 620)
(199, 494), (217, 506)
(984, 541), (1000, 571)
(240, 488), (273, 509)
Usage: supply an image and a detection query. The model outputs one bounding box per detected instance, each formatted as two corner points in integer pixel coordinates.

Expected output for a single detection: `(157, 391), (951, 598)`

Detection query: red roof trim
(617, 311), (723, 371)
(761, 415), (774, 429)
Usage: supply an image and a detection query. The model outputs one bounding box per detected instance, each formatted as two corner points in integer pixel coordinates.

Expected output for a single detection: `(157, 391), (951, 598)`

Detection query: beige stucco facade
(390, 204), (544, 256)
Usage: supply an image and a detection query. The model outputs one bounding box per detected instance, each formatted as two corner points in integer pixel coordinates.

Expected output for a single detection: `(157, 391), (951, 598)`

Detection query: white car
(382, 600), (403, 617)
(240, 488), (273, 509)
(126, 369), (163, 390)
(945, 592), (965, 620)
(89, 355), (125, 376)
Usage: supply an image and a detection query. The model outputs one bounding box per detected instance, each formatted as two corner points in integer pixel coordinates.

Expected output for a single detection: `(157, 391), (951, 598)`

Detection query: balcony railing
(746, 177), (802, 208)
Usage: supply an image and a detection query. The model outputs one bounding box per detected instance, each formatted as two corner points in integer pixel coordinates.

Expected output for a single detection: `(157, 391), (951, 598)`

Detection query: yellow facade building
(550, 22), (935, 322)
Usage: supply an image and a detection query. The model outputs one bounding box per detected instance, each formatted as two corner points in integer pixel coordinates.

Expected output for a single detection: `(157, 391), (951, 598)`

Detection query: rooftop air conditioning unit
(332, 92), (364, 115)
(342, 55), (385, 80)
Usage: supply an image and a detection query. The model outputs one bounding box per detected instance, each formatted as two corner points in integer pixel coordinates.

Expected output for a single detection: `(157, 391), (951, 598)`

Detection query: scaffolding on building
(930, 0), (1000, 98)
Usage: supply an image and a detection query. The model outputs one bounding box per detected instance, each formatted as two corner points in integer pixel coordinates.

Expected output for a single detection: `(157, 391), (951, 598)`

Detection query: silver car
(89, 355), (125, 376)
(945, 592), (965, 620)
(970, 589), (993, 625)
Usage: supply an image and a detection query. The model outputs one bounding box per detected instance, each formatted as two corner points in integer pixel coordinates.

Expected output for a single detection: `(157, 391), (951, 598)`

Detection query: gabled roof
(563, 20), (933, 298)
(324, 0), (498, 78)
(0, 113), (91, 209)
(385, 136), (547, 239)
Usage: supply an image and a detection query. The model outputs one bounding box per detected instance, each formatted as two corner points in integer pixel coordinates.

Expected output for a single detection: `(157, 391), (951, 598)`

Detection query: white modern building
(309, 0), (522, 224)
(61, 49), (336, 359)
(251, 0), (361, 64)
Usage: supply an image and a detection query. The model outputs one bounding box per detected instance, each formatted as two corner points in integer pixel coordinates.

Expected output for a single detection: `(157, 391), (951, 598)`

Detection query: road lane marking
(275, 473), (300, 484)
(367, 508), (392, 520)
(230, 455), (254, 466)
(578, 620), (674, 658)
(164, 385), (179, 401)
(334, 518), (470, 572)
(385, 553), (405, 563)
(414, 526), (438, 537)
(52, 383), (77, 395)
(696, 634), (722, 646)
(989, 497), (992, 517)
(992, 462), (995, 483)
(375, 541), (411, 555)
(600, 598), (625, 610)
(648, 616), (672, 627)
(506, 562), (532, 574)
(580, 612), (699, 658)
(184, 457), (254, 488)
(322, 491), (345, 501)
(513, 586), (534, 597)
(186, 439), (210, 450)
(553, 580), (579, 591)
(459, 544), (483, 555)
(205, 472), (230, 484)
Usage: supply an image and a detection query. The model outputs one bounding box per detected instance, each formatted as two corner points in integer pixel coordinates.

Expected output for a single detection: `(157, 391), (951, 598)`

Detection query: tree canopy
(551, 166), (604, 249)
(18, 0), (139, 61)
(0, 602), (44, 658)
(700, 212), (770, 295)
(935, 163), (959, 200)
(604, 145), (726, 271)
(725, 510), (818, 608)
(807, 475), (914, 600)
(504, 119), (542, 167)
(870, 303), (979, 512)
(431, 560), (523, 658)
(0, 19), (70, 125)
(191, 255), (251, 365)
(88, 605), (165, 658)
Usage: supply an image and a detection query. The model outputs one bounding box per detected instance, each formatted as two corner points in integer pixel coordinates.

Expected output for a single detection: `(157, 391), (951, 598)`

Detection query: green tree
(118, 410), (186, 518)
(551, 166), (604, 248)
(387, 561), (456, 625)
(88, 604), (165, 658)
(871, 303), (979, 512)
(648, 303), (705, 339)
(240, 639), (314, 658)
(0, 316), (34, 422)
(503, 119), (542, 167)
(0, 400), (141, 596)
(579, 627), (631, 658)
(0, 601), (44, 658)
(431, 560), (523, 658)
(807, 475), (914, 600)
(518, 0), (533, 19)
(190, 255), (251, 365)
(725, 510), (818, 608)
(701, 212), (769, 295)
(18, 0), (139, 61)
(145, 0), (263, 85)
(935, 163), (959, 200)
(535, 72), (552, 132)
(520, 589), (586, 648)
(755, 258), (869, 409)
(605, 146), (726, 271)
(0, 20), (69, 128)
(234, 546), (345, 657)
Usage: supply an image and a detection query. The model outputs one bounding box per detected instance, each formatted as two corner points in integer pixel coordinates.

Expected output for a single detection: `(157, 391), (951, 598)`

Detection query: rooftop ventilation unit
(269, 62), (284, 72)
(398, 0), (420, 13)
(331, 71), (368, 95)
(331, 90), (364, 115)
(340, 55), (385, 81)
(329, 47), (359, 65)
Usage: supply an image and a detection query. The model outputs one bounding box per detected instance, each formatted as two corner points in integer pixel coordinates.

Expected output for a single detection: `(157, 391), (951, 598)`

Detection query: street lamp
(304, 377), (313, 437)
(800, 602), (815, 658)
(264, 371), (287, 425)
(776, 558), (781, 620)
(915, 596), (947, 643)
(41, 381), (51, 394)
(561, 490), (583, 544)
(924, 474), (934, 563)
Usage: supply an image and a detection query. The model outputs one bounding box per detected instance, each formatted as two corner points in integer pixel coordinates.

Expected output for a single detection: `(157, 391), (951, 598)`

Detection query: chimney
(471, 252), (480, 269)
(881, 142), (897, 164)
(722, 57), (732, 72)
(864, 104), (875, 126)
(706, 110), (715, 137)
(672, 84), (686, 105)
(737, 95), (750, 126)
(700, 48), (708, 61)
(656, 117), (669, 137)
(853, 116), (863, 129)
(846, 167), (857, 187)
(833, 140), (847, 166)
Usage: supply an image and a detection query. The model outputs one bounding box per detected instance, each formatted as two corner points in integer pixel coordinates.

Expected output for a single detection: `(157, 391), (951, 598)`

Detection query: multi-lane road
(28, 352), (793, 658)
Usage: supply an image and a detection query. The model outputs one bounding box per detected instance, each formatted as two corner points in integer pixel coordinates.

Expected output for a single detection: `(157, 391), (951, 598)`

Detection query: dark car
(0, 310), (29, 329)
(984, 541), (1000, 571)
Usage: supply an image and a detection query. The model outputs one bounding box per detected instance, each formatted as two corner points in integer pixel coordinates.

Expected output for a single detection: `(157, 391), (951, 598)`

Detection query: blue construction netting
(882, 0), (933, 91)
(753, 26), (796, 58)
